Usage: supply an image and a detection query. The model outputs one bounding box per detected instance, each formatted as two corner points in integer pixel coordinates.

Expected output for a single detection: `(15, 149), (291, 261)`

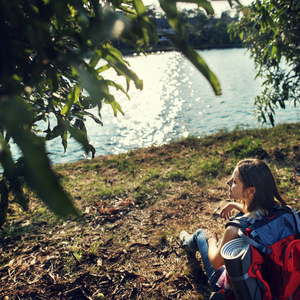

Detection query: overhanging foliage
(0, 0), (241, 226)
(229, 0), (300, 126)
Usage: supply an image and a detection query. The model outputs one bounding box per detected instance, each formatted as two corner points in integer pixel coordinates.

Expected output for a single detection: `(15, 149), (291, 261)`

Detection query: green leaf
(0, 179), (9, 228)
(177, 0), (214, 16)
(46, 66), (59, 91)
(0, 135), (28, 211)
(96, 63), (111, 74)
(45, 124), (65, 140)
(89, 50), (102, 69)
(270, 44), (278, 60)
(61, 84), (81, 116)
(61, 130), (68, 152)
(159, 0), (183, 34)
(72, 62), (109, 103)
(106, 79), (130, 100)
(62, 120), (96, 156)
(104, 97), (125, 116)
(132, 0), (157, 46)
(115, 3), (136, 15)
(101, 44), (143, 91)
(11, 129), (80, 217)
(228, 0), (242, 7)
(133, 0), (146, 15)
(262, 46), (269, 61)
(265, 12), (276, 33)
(239, 31), (244, 41)
(81, 110), (103, 125)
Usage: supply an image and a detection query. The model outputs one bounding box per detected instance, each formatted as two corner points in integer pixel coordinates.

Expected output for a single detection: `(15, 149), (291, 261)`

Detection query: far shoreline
(118, 43), (245, 56)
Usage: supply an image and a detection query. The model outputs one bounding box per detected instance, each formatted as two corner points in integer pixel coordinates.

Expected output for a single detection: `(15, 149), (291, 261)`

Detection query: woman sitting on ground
(180, 158), (287, 292)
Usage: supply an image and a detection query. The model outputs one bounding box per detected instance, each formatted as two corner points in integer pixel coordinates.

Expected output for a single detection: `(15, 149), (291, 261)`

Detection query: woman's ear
(248, 187), (256, 196)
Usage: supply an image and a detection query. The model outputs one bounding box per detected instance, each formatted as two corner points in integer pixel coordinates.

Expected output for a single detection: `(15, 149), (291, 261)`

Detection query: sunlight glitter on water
(42, 49), (299, 164)
(97, 51), (187, 154)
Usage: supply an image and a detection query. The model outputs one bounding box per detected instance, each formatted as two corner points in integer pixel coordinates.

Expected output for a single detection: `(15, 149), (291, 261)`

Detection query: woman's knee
(194, 229), (206, 240)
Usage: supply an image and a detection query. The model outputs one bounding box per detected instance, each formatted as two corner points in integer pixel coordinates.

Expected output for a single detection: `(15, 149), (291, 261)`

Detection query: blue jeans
(183, 229), (224, 292)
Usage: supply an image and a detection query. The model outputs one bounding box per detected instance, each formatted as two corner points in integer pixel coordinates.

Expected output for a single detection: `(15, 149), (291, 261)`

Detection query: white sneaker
(179, 231), (190, 244)
(179, 231), (197, 259)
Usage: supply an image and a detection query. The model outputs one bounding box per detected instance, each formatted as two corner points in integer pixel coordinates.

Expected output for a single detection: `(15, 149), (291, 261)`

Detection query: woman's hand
(220, 203), (234, 220)
(206, 231), (218, 246)
(220, 202), (244, 219)
(207, 226), (240, 270)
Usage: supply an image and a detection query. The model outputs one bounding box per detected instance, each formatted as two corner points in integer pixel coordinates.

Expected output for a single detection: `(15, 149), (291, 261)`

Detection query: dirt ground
(0, 183), (230, 300)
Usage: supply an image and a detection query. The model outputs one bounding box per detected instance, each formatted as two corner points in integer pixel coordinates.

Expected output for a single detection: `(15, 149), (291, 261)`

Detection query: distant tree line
(183, 10), (242, 49)
(112, 7), (242, 52)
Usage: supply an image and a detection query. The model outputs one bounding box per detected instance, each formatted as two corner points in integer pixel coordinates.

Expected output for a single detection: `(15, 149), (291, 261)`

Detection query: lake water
(44, 48), (299, 165)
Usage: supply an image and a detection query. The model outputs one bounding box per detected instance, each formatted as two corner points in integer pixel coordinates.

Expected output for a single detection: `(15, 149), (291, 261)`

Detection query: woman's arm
(220, 202), (244, 220)
(207, 226), (240, 269)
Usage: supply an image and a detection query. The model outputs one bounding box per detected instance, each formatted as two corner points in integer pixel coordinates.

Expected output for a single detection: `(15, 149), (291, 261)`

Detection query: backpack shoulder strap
(225, 212), (259, 229)
(225, 215), (249, 229)
(238, 205), (300, 255)
(287, 205), (300, 233)
(238, 228), (272, 254)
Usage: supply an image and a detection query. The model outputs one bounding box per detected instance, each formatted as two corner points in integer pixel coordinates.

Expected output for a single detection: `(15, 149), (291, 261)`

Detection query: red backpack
(213, 206), (300, 300)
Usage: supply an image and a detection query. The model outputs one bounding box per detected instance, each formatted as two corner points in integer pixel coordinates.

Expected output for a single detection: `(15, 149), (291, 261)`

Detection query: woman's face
(227, 168), (246, 201)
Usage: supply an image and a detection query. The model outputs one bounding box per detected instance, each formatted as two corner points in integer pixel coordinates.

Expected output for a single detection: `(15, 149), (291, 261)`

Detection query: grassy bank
(0, 123), (299, 299)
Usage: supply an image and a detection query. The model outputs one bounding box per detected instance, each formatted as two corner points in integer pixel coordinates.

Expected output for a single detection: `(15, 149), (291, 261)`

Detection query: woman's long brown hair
(237, 158), (286, 215)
